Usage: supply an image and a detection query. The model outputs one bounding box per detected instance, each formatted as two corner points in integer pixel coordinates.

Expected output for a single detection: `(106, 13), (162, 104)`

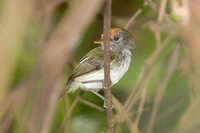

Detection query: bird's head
(94, 28), (135, 51)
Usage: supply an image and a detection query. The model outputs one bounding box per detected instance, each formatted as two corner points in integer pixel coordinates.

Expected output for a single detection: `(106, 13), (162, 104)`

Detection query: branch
(0, 0), (36, 100)
(112, 35), (173, 132)
(103, 0), (113, 132)
(112, 96), (139, 133)
(57, 95), (105, 133)
(124, 2), (147, 29)
(124, 35), (173, 113)
(23, 0), (103, 132)
(134, 0), (168, 128)
(77, 96), (105, 112)
(147, 43), (180, 133)
(57, 97), (79, 133)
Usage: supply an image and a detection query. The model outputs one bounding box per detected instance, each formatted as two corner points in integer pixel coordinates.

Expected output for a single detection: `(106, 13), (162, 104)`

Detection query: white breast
(110, 50), (132, 85)
(74, 50), (132, 91)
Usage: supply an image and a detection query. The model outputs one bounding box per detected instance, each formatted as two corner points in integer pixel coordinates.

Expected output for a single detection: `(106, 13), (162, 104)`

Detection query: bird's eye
(113, 34), (120, 41)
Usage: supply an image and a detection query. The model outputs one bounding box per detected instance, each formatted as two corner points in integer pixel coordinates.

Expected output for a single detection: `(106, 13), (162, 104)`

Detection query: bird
(59, 28), (135, 105)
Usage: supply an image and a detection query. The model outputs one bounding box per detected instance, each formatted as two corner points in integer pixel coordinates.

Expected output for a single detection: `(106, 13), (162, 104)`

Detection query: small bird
(60, 28), (135, 103)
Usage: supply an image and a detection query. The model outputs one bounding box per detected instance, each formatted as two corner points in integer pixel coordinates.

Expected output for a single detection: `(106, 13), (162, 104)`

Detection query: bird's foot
(103, 100), (114, 109)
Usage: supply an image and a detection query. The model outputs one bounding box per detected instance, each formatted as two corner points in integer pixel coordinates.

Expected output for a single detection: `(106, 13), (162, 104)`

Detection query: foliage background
(0, 0), (198, 133)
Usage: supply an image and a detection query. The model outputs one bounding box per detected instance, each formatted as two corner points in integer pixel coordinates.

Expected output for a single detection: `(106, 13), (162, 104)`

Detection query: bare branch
(124, 9), (142, 29)
(23, 0), (103, 132)
(124, 35), (173, 112)
(0, 0), (36, 100)
(40, 79), (62, 133)
(103, 0), (113, 132)
(77, 97), (105, 112)
(147, 43), (180, 133)
(112, 96), (139, 133)
(133, 1), (168, 127)
(57, 97), (79, 133)
(157, 0), (168, 22)
(124, 2), (147, 29)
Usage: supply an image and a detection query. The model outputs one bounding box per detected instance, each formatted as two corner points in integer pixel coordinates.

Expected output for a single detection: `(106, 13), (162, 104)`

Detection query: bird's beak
(94, 34), (104, 45)
(94, 41), (113, 45)
(94, 41), (104, 45)
(94, 34), (113, 45)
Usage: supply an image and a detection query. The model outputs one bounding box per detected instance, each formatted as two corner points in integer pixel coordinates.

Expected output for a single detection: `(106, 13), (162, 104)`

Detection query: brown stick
(124, 35), (173, 113)
(112, 96), (139, 133)
(40, 79), (62, 133)
(112, 35), (173, 132)
(23, 0), (103, 132)
(103, 0), (113, 132)
(0, 0), (36, 100)
(124, 2), (147, 29)
(77, 96), (105, 112)
(57, 97), (79, 133)
(147, 43), (180, 133)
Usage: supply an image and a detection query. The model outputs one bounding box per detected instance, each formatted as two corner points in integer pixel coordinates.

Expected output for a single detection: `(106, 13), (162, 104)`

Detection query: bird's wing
(68, 47), (118, 82)
(58, 47), (118, 100)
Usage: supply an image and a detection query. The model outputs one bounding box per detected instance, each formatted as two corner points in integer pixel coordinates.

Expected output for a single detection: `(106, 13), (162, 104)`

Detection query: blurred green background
(0, 0), (191, 133)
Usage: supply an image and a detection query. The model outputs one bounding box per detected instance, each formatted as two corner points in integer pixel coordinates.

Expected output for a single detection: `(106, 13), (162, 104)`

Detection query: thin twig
(57, 97), (79, 133)
(175, 0), (200, 131)
(103, 0), (113, 132)
(112, 96), (139, 133)
(77, 97), (105, 112)
(58, 95), (106, 133)
(40, 79), (62, 133)
(157, 0), (168, 22)
(124, 8), (142, 29)
(133, 0), (168, 127)
(122, 0), (170, 120)
(124, 2), (147, 29)
(24, 0), (103, 132)
(154, 0), (168, 48)
(112, 2), (160, 131)
(39, 0), (67, 46)
(124, 35), (173, 112)
(147, 43), (180, 133)
(0, 0), (36, 100)
(144, 0), (157, 11)
(113, 35), (173, 132)
(124, 0), (160, 30)
(134, 73), (151, 130)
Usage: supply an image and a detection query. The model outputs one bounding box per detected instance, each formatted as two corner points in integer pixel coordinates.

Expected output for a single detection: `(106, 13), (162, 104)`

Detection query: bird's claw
(103, 101), (114, 109)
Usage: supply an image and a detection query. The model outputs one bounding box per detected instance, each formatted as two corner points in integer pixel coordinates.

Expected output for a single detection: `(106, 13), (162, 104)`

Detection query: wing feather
(68, 47), (118, 82)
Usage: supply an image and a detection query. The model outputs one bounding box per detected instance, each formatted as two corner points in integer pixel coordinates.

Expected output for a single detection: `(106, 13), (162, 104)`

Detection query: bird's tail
(57, 80), (77, 101)
(58, 85), (70, 100)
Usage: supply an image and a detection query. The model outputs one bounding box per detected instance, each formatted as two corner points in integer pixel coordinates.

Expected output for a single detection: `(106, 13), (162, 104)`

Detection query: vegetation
(0, 0), (200, 133)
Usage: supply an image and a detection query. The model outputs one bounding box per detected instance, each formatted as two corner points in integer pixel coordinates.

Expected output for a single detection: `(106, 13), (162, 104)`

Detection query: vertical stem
(103, 0), (113, 133)
(147, 44), (180, 133)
